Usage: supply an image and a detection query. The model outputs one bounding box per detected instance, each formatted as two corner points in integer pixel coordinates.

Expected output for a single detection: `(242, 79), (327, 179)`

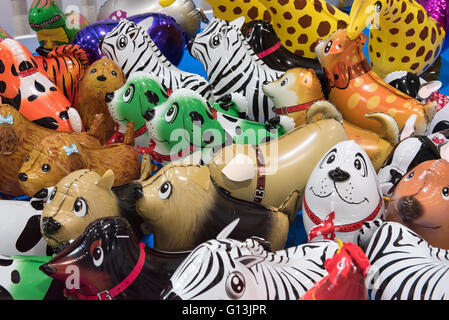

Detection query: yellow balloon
(347, 0), (446, 78)
(204, 0), (269, 23)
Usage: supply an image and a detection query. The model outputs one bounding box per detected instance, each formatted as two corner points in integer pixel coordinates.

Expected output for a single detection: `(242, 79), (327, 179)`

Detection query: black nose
(42, 217), (62, 235)
(328, 167), (350, 182)
(59, 111), (68, 120)
(99, 36), (105, 49)
(105, 92), (114, 103)
(97, 75), (107, 82)
(144, 109), (155, 122)
(18, 172), (28, 182)
(398, 196), (423, 222)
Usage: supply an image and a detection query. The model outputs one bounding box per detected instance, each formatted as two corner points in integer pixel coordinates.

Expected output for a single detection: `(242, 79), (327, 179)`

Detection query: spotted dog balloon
(303, 140), (385, 244)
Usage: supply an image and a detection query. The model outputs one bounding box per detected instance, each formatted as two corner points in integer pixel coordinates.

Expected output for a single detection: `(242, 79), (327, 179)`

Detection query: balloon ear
(400, 114), (417, 141)
(440, 143), (449, 161)
(136, 16), (154, 35)
(68, 153), (87, 172)
(358, 33), (367, 45)
(230, 16), (246, 29)
(216, 218), (240, 239)
(235, 255), (265, 268)
(418, 81), (442, 100)
(221, 153), (255, 182)
(97, 169), (115, 190)
(0, 123), (18, 155)
(140, 154), (153, 181)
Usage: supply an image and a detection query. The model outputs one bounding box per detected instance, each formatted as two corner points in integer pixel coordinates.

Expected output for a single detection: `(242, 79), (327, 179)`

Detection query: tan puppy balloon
(303, 140), (385, 244)
(41, 169), (120, 249)
(77, 58), (125, 144)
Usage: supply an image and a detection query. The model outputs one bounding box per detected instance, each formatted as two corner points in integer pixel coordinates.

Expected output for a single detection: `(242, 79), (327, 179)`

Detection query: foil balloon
(72, 13), (186, 65)
(190, 17), (283, 123)
(209, 117), (348, 211)
(315, 29), (437, 135)
(28, 0), (87, 50)
(301, 241), (369, 300)
(358, 220), (449, 300)
(241, 20), (326, 89)
(262, 67), (399, 171)
(0, 39), (80, 131)
(0, 200), (48, 256)
(204, 0), (270, 24)
(163, 219), (340, 300)
(0, 255), (66, 300)
(0, 27), (12, 42)
(417, 0), (449, 32)
(347, 0), (445, 78)
(386, 159), (449, 249)
(302, 140), (385, 244)
(40, 216), (190, 300)
(135, 158), (298, 251)
(96, 0), (207, 39)
(427, 103), (449, 134)
(143, 89), (293, 165)
(17, 118), (140, 197)
(101, 19), (212, 98)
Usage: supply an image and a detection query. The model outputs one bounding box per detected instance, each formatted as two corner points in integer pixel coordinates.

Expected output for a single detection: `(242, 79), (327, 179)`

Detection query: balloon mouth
(30, 14), (63, 29)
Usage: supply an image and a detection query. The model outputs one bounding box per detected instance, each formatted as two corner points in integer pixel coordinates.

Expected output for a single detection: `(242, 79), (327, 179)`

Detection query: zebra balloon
(190, 17), (284, 123)
(100, 19), (212, 99)
(163, 220), (340, 300)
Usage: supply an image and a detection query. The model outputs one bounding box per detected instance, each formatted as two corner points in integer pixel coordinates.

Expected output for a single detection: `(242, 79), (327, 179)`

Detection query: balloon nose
(398, 196), (423, 222)
(105, 92), (114, 103)
(42, 217), (62, 235)
(39, 263), (57, 276)
(97, 75), (107, 82)
(144, 109), (155, 122)
(328, 167), (350, 182)
(18, 172), (28, 182)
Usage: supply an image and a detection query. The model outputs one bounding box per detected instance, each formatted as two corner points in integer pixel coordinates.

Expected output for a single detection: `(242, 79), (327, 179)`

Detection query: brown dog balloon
(387, 159), (449, 249)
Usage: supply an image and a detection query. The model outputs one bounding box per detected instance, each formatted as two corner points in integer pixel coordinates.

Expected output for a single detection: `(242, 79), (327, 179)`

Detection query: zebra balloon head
(190, 17), (248, 73)
(163, 219), (270, 300)
(101, 19), (153, 77)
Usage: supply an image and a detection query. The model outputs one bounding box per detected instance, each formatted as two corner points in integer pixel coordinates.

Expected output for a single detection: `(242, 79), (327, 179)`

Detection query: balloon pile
(1, 0), (449, 300)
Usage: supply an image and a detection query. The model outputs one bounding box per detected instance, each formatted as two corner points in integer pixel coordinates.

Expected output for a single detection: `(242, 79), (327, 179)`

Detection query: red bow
(308, 211), (336, 242)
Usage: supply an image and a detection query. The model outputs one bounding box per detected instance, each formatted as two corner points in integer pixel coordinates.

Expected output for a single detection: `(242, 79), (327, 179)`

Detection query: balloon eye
(111, 70), (117, 76)
(404, 171), (414, 181)
(324, 40), (333, 55)
(92, 246), (104, 267)
(225, 271), (245, 299)
(210, 34), (222, 48)
(73, 197), (87, 217)
(159, 182), (172, 199)
(165, 103), (178, 124)
(374, 1), (382, 13)
(90, 68), (97, 74)
(41, 164), (50, 173)
(117, 35), (128, 50)
(280, 78), (288, 87)
(442, 187), (449, 200)
(354, 159), (361, 170)
(123, 84), (135, 103)
(47, 187), (57, 203)
(327, 154), (335, 164)
(24, 155), (30, 162)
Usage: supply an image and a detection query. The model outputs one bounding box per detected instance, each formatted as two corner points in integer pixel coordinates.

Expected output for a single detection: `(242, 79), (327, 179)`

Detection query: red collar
(257, 41), (282, 59)
(303, 196), (383, 236)
(106, 123), (148, 145)
(84, 242), (146, 300)
(137, 139), (195, 163)
(19, 67), (38, 77)
(274, 97), (326, 115)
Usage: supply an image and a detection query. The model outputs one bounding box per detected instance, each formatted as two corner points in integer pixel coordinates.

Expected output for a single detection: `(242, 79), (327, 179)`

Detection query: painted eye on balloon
(442, 187), (449, 200)
(354, 153), (368, 177)
(209, 34), (222, 49)
(73, 197), (87, 217)
(280, 78), (288, 87)
(404, 171), (414, 181)
(24, 155), (30, 162)
(117, 35), (128, 50)
(225, 271), (245, 299)
(123, 84), (135, 103)
(324, 40), (333, 55)
(90, 68), (97, 74)
(374, 1), (382, 13)
(165, 103), (178, 124)
(92, 246), (104, 267)
(41, 164), (51, 173)
(47, 187), (57, 204)
(319, 149), (337, 168)
(111, 70), (117, 77)
(159, 182), (172, 200)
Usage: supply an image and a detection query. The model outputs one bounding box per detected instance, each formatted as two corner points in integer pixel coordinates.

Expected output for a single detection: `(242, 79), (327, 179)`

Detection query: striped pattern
(190, 18), (283, 123)
(359, 220), (449, 300)
(101, 19), (212, 99)
(165, 237), (339, 300)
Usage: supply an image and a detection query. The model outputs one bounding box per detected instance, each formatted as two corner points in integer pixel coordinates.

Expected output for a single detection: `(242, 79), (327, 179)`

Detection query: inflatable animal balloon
(303, 140), (385, 244)
(72, 13), (185, 65)
(386, 159), (449, 249)
(96, 0), (208, 39)
(28, 0), (88, 50)
(315, 29), (437, 135)
(301, 241), (369, 300)
(101, 19), (212, 99)
(263, 67), (399, 171)
(163, 219), (340, 300)
(40, 217), (190, 300)
(418, 0), (449, 32)
(204, 0), (269, 24)
(190, 17), (283, 123)
(358, 220), (449, 300)
(0, 255), (65, 300)
(209, 116), (348, 210)
(0, 27), (12, 42)
(18, 116), (140, 197)
(0, 39), (81, 131)
(0, 200), (49, 256)
(135, 158), (299, 251)
(347, 0), (445, 78)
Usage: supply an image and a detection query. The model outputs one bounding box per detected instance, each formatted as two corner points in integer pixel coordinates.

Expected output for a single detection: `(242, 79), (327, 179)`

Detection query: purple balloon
(72, 13), (185, 65)
(417, 0), (449, 32)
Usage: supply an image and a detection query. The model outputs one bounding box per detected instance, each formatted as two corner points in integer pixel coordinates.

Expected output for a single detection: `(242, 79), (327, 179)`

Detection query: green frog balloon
(28, 0), (88, 50)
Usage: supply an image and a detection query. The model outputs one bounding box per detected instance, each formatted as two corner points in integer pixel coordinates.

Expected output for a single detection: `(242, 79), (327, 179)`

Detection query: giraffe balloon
(205, 0), (349, 59)
(347, 0), (446, 78)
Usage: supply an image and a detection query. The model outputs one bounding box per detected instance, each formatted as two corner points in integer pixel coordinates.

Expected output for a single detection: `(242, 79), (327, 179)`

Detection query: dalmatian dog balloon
(302, 140), (385, 244)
